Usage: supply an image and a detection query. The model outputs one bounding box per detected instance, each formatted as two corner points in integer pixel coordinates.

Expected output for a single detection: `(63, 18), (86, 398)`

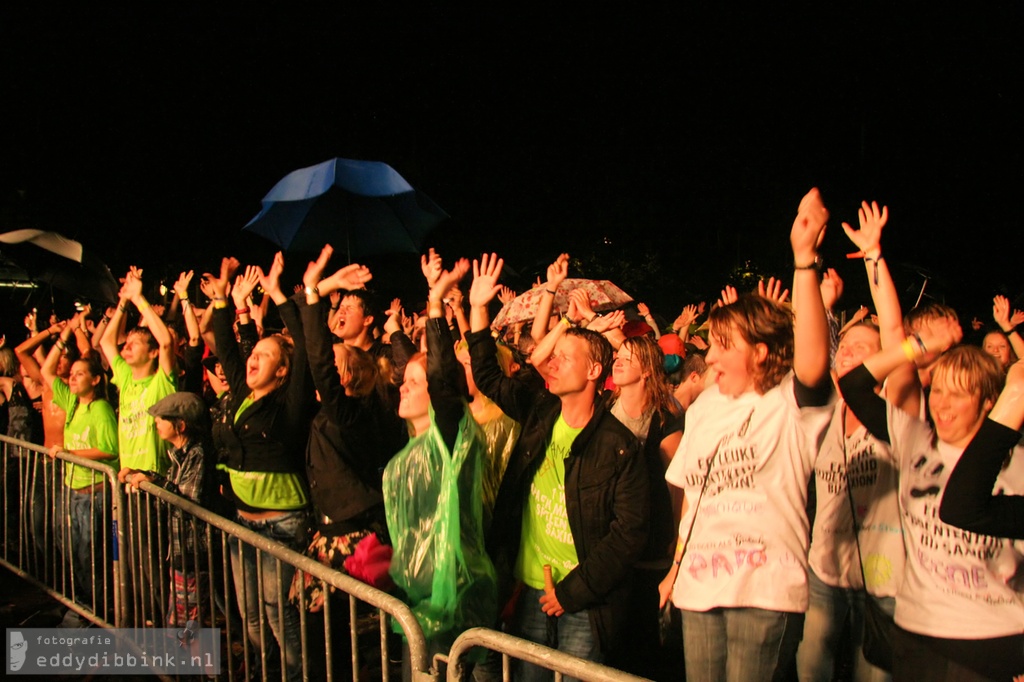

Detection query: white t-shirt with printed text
(665, 372), (833, 613)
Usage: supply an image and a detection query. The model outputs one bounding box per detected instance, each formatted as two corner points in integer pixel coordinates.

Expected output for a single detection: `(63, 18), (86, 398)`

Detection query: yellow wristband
(213, 300), (228, 310)
(137, 300), (151, 312)
(901, 338), (917, 362)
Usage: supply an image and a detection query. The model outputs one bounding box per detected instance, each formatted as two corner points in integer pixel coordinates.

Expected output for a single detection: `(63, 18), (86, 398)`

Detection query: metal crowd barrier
(4, 434), (654, 682)
(0, 434), (128, 629)
(445, 628), (653, 682)
(129, 479), (435, 682)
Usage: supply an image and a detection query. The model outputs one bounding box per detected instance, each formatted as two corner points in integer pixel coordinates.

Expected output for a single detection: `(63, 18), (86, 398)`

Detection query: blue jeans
(229, 510), (309, 682)
(796, 569), (893, 682)
(513, 586), (601, 682)
(682, 607), (790, 682)
(68, 486), (113, 618)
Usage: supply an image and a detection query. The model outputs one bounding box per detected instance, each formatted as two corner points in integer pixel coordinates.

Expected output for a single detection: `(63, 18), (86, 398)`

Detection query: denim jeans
(513, 586), (601, 682)
(229, 510), (309, 682)
(796, 569), (893, 682)
(68, 487), (112, 618)
(682, 607), (790, 682)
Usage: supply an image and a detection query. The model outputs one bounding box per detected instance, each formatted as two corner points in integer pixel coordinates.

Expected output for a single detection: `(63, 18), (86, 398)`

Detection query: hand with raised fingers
(384, 299), (403, 335)
(420, 247), (443, 288)
(819, 268), (843, 310)
(589, 309), (625, 334)
(791, 187), (829, 267)
(718, 285), (738, 308)
(232, 266), (261, 308)
(842, 200), (888, 259)
(430, 258), (470, 305)
(320, 263), (372, 294)
(971, 316), (985, 332)
(24, 310), (37, 333)
(173, 270), (194, 300)
(569, 288), (596, 322)
(673, 304), (699, 332)
(469, 253), (504, 308)
(546, 252), (570, 290)
(497, 285), (516, 306)
(758, 276), (790, 305)
(121, 267), (143, 300)
(303, 244), (334, 292)
(258, 252), (285, 299)
(917, 316), (963, 357)
(637, 302), (651, 318)
(690, 335), (708, 350)
(448, 284), (465, 309)
(994, 295), (1014, 332)
(1011, 310), (1024, 328)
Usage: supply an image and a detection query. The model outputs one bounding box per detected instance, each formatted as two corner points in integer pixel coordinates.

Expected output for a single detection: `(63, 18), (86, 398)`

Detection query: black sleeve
(276, 295), (317, 427)
(939, 418), (1024, 538)
(211, 304), (247, 397)
(426, 318), (466, 453)
(794, 376), (834, 409)
(837, 365), (891, 444)
(389, 330), (417, 382)
(300, 300), (356, 427)
(237, 319), (259, 363)
(466, 329), (538, 422)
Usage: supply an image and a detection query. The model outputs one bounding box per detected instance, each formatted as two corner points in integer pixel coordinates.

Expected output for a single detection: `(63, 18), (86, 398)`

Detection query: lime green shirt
(515, 414), (582, 589)
(110, 354), (176, 474)
(51, 378), (118, 489)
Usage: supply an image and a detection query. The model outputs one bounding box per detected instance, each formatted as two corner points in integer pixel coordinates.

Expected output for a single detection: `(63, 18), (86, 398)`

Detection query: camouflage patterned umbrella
(492, 278), (633, 329)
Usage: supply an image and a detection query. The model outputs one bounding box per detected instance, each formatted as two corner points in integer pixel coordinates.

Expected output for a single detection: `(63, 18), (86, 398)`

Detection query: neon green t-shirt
(110, 354), (176, 474)
(51, 378), (119, 489)
(515, 414), (582, 590)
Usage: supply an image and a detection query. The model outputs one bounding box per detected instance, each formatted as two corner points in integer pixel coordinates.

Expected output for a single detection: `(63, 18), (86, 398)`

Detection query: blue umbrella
(243, 158), (448, 260)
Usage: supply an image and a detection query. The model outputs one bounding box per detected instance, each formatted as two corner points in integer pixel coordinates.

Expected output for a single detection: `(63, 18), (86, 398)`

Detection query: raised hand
(546, 252), (570, 289)
(24, 309), (37, 333)
(497, 285), (516, 306)
(673, 304), (699, 333)
(232, 265), (261, 307)
(850, 306), (869, 324)
(1011, 310), (1024, 328)
(569, 288), (596, 322)
(791, 187), (829, 265)
(717, 285), (738, 308)
(303, 244), (334, 291)
(758, 276), (790, 305)
(994, 295), (1014, 332)
(637, 302), (651, 318)
(841, 200), (888, 258)
(420, 247), (443, 288)
(120, 267), (143, 300)
(429, 258), (470, 304)
(258, 252), (285, 298)
(819, 268), (843, 310)
(971, 316), (985, 332)
(589, 309), (625, 334)
(319, 263), (372, 294)
(916, 316), (963, 357)
(469, 253), (504, 308)
(448, 284), (465, 309)
(173, 270), (194, 299)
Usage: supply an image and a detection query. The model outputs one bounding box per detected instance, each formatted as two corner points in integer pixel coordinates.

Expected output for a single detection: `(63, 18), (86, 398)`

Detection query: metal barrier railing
(445, 628), (653, 682)
(129, 479), (436, 682)
(0, 434), (128, 629)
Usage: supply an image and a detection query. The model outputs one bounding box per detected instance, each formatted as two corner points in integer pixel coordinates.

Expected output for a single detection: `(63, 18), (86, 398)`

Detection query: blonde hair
(931, 345), (1003, 411)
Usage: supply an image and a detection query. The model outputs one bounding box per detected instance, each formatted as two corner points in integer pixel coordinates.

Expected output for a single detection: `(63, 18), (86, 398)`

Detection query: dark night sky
(3, 4), (1023, 331)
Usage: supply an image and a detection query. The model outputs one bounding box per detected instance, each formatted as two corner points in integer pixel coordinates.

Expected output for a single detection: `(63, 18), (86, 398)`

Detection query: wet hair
(903, 302), (958, 335)
(74, 351), (109, 402)
(127, 327), (159, 352)
(0, 348), (16, 378)
(564, 327), (614, 387)
(614, 336), (678, 421)
(709, 293), (794, 393)
(340, 290), (380, 327)
(334, 343), (385, 399)
(931, 345), (1004, 413)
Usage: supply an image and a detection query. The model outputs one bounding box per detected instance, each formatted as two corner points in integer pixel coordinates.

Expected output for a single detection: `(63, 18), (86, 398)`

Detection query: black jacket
(300, 300), (408, 532)
(467, 330), (648, 651)
(211, 298), (317, 505)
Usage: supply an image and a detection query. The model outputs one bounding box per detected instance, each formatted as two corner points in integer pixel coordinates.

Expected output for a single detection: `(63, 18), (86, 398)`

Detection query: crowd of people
(2, 188), (1024, 682)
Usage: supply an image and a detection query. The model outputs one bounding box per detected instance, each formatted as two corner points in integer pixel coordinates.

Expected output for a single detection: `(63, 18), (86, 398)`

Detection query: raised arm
(790, 188), (831, 389)
(532, 253), (568, 343)
(100, 272), (135, 368)
(124, 266), (176, 377)
(173, 270), (201, 347)
(469, 253), (504, 334)
(40, 319), (71, 387)
(427, 257), (472, 452)
(993, 295), (1024, 361)
(16, 320), (64, 385)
